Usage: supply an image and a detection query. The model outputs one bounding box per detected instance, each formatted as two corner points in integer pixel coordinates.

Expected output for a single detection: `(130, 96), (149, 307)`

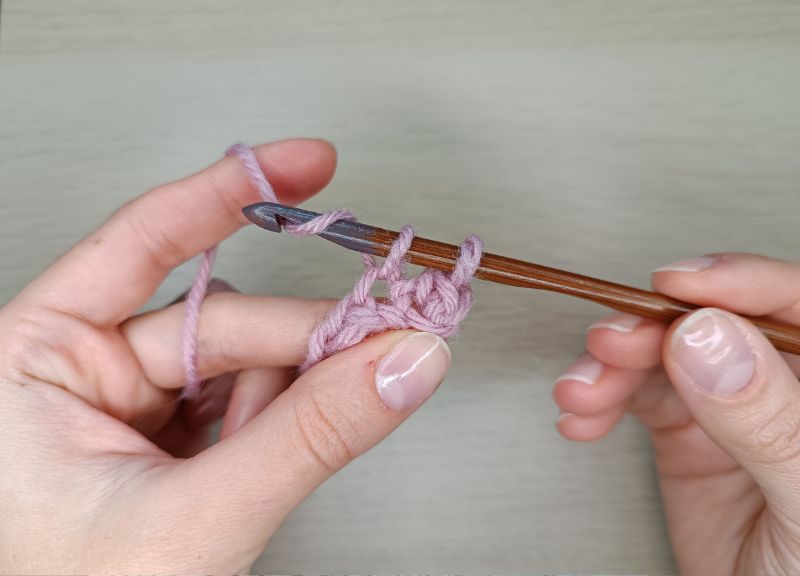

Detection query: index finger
(19, 139), (337, 325)
(652, 253), (800, 322)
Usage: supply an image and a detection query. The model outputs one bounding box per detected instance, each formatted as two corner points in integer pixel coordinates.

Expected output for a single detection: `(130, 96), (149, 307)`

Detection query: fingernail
(556, 412), (574, 424)
(671, 309), (755, 395)
(654, 255), (719, 273)
(375, 332), (451, 411)
(587, 312), (642, 334)
(555, 353), (603, 385)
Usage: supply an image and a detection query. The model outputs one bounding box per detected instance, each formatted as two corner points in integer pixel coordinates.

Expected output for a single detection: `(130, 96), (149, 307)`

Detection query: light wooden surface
(3, 1), (800, 572)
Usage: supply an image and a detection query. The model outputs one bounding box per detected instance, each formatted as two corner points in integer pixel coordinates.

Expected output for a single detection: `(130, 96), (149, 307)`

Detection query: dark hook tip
(243, 204), (283, 233)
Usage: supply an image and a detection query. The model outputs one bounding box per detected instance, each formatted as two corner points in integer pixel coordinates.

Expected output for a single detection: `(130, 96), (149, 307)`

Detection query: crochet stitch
(181, 144), (482, 398)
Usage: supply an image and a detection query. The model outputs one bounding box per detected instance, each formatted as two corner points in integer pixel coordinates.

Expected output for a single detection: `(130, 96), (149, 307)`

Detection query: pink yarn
(180, 144), (482, 398)
(180, 245), (217, 398)
(297, 226), (482, 371)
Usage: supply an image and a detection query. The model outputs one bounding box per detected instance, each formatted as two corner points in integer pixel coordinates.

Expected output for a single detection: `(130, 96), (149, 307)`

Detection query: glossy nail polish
(671, 309), (755, 395)
(375, 332), (451, 411)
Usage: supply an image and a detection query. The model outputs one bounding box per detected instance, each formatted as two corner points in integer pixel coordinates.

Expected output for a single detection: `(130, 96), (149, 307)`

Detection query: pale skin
(1, 138), (798, 573)
(555, 255), (800, 574)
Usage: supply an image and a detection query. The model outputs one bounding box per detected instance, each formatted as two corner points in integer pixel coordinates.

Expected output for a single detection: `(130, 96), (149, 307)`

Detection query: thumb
(664, 307), (800, 522)
(159, 330), (450, 566)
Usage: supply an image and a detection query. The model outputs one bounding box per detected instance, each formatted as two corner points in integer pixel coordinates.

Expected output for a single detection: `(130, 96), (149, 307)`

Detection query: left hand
(0, 139), (451, 573)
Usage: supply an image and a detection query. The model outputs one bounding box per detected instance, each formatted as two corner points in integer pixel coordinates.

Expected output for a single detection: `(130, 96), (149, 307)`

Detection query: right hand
(553, 253), (800, 574)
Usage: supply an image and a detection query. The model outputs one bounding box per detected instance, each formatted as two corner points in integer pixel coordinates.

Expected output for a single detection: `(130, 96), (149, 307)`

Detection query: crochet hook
(243, 202), (800, 355)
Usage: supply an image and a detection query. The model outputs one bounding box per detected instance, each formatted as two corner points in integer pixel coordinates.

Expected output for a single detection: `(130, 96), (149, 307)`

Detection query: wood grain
(3, 1), (800, 573)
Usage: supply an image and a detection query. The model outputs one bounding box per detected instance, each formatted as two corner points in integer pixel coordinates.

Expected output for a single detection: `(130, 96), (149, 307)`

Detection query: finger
(170, 277), (239, 306)
(122, 294), (335, 388)
(25, 139), (337, 326)
(663, 307), (800, 526)
(781, 351), (800, 378)
(652, 253), (800, 321)
(149, 406), (216, 459)
(173, 276), (241, 429)
(161, 330), (450, 565)
(553, 353), (651, 416)
(628, 372), (693, 432)
(220, 367), (291, 440)
(181, 371), (237, 430)
(153, 368), (284, 454)
(585, 312), (666, 370)
(556, 404), (627, 442)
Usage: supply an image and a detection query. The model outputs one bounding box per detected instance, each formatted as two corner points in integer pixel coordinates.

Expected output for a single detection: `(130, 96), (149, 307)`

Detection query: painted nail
(375, 332), (451, 411)
(587, 312), (642, 334)
(654, 255), (719, 273)
(555, 353), (603, 385)
(671, 309), (755, 395)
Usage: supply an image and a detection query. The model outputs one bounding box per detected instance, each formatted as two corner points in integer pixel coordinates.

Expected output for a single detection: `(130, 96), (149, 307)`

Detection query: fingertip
(652, 255), (721, 275)
(555, 412), (577, 438)
(650, 255), (728, 306)
(553, 377), (612, 416)
(554, 352), (603, 386)
(220, 367), (291, 440)
(552, 353), (608, 415)
(253, 138), (338, 203)
(556, 408), (626, 442)
(651, 253), (800, 317)
(662, 306), (762, 398)
(585, 312), (643, 335)
(298, 328), (444, 416)
(553, 358), (648, 416)
(585, 313), (665, 370)
(373, 331), (450, 412)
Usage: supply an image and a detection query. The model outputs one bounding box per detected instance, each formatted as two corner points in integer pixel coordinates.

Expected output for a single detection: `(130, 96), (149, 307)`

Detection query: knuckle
(0, 307), (100, 390)
(0, 310), (61, 385)
(747, 401), (800, 466)
(291, 388), (356, 474)
(116, 201), (187, 270)
(203, 168), (246, 222)
(200, 292), (244, 366)
(1, 310), (46, 363)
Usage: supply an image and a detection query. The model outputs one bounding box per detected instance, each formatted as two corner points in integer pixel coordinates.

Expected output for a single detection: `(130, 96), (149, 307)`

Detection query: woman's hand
(0, 139), (451, 573)
(553, 253), (800, 574)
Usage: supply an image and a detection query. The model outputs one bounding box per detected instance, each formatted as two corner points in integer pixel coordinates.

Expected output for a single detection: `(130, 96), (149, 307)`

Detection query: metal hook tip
(243, 204), (283, 233)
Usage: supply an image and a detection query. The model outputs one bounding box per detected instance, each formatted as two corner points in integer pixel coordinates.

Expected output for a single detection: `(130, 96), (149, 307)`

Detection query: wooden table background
(3, 1), (800, 573)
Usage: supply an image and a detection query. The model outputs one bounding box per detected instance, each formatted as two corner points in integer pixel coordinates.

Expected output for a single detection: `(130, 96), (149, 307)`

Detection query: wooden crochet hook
(244, 202), (800, 355)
